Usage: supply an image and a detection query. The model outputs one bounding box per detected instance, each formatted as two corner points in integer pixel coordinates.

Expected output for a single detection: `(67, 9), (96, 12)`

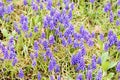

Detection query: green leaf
(102, 61), (110, 71)
(108, 61), (117, 69)
(1, 28), (9, 38)
(12, 30), (16, 36)
(101, 52), (109, 63)
(35, 15), (40, 24)
(107, 73), (114, 79)
(118, 35), (120, 40)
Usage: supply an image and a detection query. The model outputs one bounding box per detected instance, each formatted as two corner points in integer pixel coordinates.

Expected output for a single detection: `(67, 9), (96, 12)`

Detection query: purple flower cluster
(20, 14), (29, 32)
(0, 36), (18, 67)
(104, 2), (111, 13)
(0, 1), (4, 17)
(76, 73), (83, 80)
(116, 62), (120, 72)
(1, 0), (120, 79)
(0, 1), (14, 18)
(104, 30), (118, 51)
(18, 68), (24, 78)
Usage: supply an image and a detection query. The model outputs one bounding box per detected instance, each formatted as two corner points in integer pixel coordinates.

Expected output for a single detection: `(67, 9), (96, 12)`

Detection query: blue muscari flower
(59, 32), (63, 39)
(20, 14), (28, 24)
(73, 40), (79, 48)
(62, 37), (67, 47)
(48, 58), (56, 72)
(5, 4), (14, 14)
(80, 48), (86, 56)
(9, 36), (14, 46)
(71, 54), (80, 65)
(55, 27), (60, 35)
(9, 51), (16, 59)
(116, 61), (120, 72)
(9, 45), (15, 53)
(65, 3), (69, 10)
(50, 75), (54, 80)
(38, 72), (41, 80)
(34, 41), (39, 51)
(104, 43), (109, 51)
(67, 36), (72, 45)
(43, 18), (48, 28)
(18, 68), (24, 78)
(23, 0), (28, 5)
(86, 70), (92, 80)
(34, 51), (38, 58)
(68, 9), (72, 20)
(99, 34), (104, 41)
(46, 0), (52, 10)
(116, 20), (120, 26)
(91, 55), (96, 70)
(46, 48), (53, 59)
(70, 2), (74, 10)
(34, 26), (38, 32)
(55, 65), (60, 73)
(90, 0), (95, 3)
(63, 17), (69, 28)
(3, 48), (9, 59)
(20, 14), (29, 32)
(79, 41), (84, 48)
(76, 73), (83, 80)
(0, 2), (4, 17)
(41, 32), (46, 39)
(49, 35), (55, 45)
(118, 10), (120, 18)
(46, 15), (52, 24)
(104, 2), (111, 13)
(97, 57), (101, 64)
(108, 30), (117, 47)
(42, 40), (49, 50)
(12, 57), (18, 66)
(53, 12), (59, 23)
(118, 0), (120, 6)
(49, 20), (55, 30)
(87, 40), (94, 47)
(91, 32), (95, 38)
(1, 46), (9, 59)
(96, 69), (102, 80)
(54, 10), (61, 21)
(40, 3), (43, 10)
(76, 57), (85, 71)
(31, 2), (38, 11)
(29, 32), (32, 37)
(64, 28), (72, 37)
(69, 24), (74, 33)
(80, 28), (90, 41)
(14, 22), (21, 34)
(109, 10), (114, 22)
(57, 75), (61, 80)
(80, 26), (84, 34)
(32, 59), (37, 67)
(50, 8), (56, 16)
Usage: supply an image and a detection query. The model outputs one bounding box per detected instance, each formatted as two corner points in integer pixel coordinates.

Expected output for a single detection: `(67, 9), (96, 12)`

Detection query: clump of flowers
(0, 0), (120, 80)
